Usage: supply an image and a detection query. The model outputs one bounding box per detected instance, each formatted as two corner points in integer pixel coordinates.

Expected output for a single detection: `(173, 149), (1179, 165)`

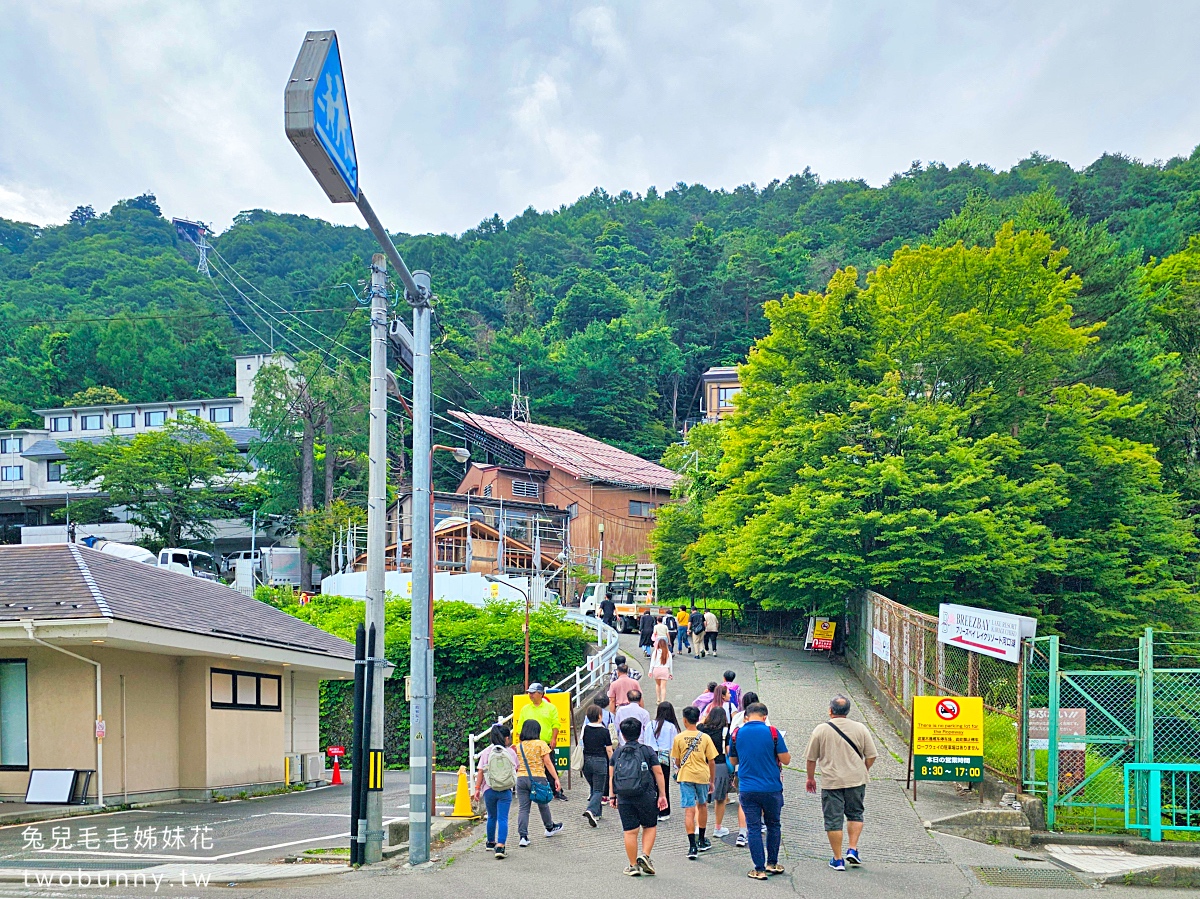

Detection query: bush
(260, 588), (588, 767)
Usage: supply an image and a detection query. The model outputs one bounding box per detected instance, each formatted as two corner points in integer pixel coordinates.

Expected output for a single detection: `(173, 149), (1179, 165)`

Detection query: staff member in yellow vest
(516, 683), (566, 799)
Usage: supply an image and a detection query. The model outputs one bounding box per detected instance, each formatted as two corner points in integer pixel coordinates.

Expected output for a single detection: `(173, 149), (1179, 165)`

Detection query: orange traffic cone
(447, 766), (476, 818)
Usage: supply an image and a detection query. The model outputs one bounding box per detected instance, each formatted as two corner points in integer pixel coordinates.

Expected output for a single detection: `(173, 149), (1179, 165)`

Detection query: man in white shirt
(703, 610), (719, 657)
(614, 689), (654, 748)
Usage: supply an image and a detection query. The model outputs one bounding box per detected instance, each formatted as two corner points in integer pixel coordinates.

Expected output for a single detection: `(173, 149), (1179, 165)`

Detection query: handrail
(468, 611), (620, 784)
(1125, 763), (1200, 842)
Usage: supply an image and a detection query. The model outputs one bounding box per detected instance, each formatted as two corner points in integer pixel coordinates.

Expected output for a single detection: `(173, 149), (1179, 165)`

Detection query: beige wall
(0, 644), (321, 800)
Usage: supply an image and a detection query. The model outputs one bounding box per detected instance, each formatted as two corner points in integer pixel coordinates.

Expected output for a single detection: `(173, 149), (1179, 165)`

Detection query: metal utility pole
(408, 269), (434, 865)
(362, 254), (389, 864)
(285, 28), (435, 866)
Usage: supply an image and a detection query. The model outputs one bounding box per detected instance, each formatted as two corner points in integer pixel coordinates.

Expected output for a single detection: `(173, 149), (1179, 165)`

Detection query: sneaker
(698, 838), (712, 852)
(485, 841), (495, 850)
(494, 845), (506, 859)
(657, 812), (671, 822)
(845, 848), (862, 866)
(623, 865), (642, 877)
(735, 833), (748, 848)
(555, 790), (569, 802)
(829, 858), (846, 872)
(583, 810), (597, 827)
(636, 854), (656, 875)
(713, 827), (730, 838)
(545, 822), (564, 837)
(686, 845), (698, 860)
(519, 837), (530, 847)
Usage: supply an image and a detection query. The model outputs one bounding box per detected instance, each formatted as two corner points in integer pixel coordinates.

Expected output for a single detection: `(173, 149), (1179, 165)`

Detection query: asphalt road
(0, 770), (460, 866)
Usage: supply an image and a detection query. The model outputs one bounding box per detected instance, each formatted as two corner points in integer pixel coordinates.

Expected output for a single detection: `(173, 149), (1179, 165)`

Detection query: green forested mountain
(2, 148), (1200, 532)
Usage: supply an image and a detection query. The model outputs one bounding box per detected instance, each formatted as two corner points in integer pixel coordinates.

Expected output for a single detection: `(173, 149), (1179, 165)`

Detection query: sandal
(765, 863), (785, 875)
(748, 869), (769, 880)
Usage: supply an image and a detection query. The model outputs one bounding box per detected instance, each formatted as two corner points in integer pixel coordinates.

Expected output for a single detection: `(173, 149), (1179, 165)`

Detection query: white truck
(80, 537), (221, 581)
(579, 563), (672, 632)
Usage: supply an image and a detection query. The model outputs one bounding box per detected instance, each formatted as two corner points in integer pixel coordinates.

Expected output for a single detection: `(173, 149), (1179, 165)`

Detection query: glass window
(210, 668), (281, 711)
(0, 660), (29, 768)
(47, 463), (63, 482)
(0, 438), (21, 454)
(483, 483), (492, 498)
(567, 502), (578, 520)
(629, 500), (657, 518)
(177, 408), (200, 419)
(50, 417), (71, 432)
(209, 407), (233, 424)
(144, 411), (167, 427)
(717, 386), (741, 408)
(113, 412), (135, 429)
(80, 414), (102, 431)
(1, 466), (22, 482)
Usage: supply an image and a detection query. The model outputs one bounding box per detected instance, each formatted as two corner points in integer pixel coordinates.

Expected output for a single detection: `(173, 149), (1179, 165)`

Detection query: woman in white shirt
(648, 637), (673, 703)
(651, 701), (681, 822)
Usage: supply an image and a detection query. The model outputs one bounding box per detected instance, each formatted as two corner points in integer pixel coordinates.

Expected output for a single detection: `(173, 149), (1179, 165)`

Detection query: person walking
(608, 664), (638, 710)
(730, 690), (768, 848)
(701, 683), (736, 725)
(672, 705), (718, 860)
(804, 694), (877, 871)
(666, 612), (679, 650)
(703, 609), (720, 656)
(472, 723), (518, 859)
(648, 636), (673, 704)
(675, 606), (693, 655)
(610, 717), (668, 876)
(693, 681), (718, 712)
(610, 653), (642, 683)
(516, 682), (563, 796)
(723, 670), (742, 709)
(639, 609), (656, 657)
(650, 701), (680, 822)
(699, 706), (732, 838)
(515, 718), (564, 846)
(580, 705), (613, 827)
(729, 702), (789, 879)
(690, 609), (706, 655)
(653, 615), (671, 646)
(599, 594), (617, 631)
(614, 689), (653, 747)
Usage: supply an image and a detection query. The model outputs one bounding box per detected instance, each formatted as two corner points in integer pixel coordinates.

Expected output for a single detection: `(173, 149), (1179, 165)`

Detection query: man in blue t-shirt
(729, 702), (790, 879)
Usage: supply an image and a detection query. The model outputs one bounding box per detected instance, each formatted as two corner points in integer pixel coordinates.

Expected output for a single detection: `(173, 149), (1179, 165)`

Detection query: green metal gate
(1023, 629), (1200, 831)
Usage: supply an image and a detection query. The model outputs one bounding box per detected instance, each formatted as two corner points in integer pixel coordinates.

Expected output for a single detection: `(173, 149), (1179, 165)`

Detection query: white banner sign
(872, 628), (891, 662)
(937, 603), (1036, 663)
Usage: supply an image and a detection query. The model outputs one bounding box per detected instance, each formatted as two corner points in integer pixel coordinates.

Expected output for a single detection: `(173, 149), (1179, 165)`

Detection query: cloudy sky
(2, 1), (1198, 236)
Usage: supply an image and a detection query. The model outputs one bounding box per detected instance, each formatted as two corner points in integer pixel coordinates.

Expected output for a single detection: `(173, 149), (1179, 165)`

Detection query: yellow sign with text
(512, 693), (571, 748)
(912, 696), (984, 755)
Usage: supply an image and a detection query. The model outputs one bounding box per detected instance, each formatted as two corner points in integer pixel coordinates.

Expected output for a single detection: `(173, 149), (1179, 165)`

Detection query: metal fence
(710, 609), (810, 640)
(845, 590), (1022, 782)
(1023, 631), (1200, 831)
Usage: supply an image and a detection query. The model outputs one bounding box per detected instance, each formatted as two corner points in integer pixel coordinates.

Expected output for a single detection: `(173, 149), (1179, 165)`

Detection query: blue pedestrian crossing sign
(285, 31), (361, 203)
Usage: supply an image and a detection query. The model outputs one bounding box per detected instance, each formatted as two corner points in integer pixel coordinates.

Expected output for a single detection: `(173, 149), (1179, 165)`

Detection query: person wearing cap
(517, 683), (561, 782)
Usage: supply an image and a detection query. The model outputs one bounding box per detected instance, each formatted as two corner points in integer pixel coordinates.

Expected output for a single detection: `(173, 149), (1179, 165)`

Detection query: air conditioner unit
(301, 752), (325, 783)
(283, 753), (302, 785)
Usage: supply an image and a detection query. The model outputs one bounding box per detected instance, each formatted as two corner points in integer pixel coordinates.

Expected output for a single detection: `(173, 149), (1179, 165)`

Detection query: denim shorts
(678, 781), (710, 808)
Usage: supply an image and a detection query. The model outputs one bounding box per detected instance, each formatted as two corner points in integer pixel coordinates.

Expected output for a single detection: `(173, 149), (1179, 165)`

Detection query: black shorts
(821, 785), (866, 831)
(616, 791), (660, 831)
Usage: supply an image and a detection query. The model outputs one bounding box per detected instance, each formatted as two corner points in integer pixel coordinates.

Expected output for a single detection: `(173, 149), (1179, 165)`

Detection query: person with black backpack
(609, 717), (667, 876)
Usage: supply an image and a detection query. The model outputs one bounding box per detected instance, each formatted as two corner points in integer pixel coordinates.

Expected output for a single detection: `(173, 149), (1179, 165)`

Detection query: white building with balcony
(0, 353), (289, 548)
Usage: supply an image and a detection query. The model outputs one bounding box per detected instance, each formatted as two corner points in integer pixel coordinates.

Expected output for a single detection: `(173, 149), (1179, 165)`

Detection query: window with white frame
(80, 414), (102, 431)
(177, 408), (200, 419)
(0, 466), (22, 482)
(113, 412), (134, 429)
(209, 406), (233, 424)
(50, 417), (71, 432)
(0, 660), (28, 768)
(483, 483), (492, 498)
(144, 410), (167, 427)
(46, 463), (63, 482)
(512, 480), (540, 498)
(0, 438), (20, 454)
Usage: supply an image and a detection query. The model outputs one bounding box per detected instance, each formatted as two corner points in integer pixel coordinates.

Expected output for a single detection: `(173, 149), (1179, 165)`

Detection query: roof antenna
(510, 364), (531, 423)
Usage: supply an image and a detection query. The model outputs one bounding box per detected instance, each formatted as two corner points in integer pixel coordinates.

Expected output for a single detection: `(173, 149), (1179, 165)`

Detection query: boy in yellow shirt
(671, 705), (718, 859)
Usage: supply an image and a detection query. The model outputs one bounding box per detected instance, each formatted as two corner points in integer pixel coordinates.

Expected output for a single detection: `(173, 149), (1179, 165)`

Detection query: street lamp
(484, 575), (530, 690)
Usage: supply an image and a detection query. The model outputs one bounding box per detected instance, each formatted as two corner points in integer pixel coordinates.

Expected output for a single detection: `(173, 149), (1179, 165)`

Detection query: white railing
(467, 611), (621, 783)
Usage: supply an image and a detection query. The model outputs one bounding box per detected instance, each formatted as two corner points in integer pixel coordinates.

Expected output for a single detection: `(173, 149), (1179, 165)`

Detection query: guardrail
(467, 610), (620, 784)
(1125, 763), (1200, 841)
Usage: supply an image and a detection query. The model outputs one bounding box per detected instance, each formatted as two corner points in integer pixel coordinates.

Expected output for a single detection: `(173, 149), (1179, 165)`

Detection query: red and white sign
(938, 603), (1036, 663)
(95, 719), (106, 739)
(936, 699), (960, 720)
(327, 745), (345, 757)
